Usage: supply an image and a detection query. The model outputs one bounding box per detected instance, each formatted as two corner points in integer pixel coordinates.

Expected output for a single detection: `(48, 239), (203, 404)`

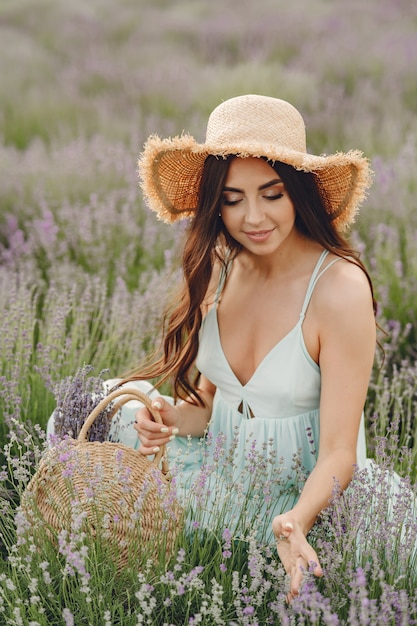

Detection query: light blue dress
(46, 249), (415, 548)
(101, 250), (368, 541)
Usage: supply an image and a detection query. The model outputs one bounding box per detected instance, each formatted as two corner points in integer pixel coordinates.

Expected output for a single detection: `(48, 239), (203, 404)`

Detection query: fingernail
(160, 426), (169, 433)
(152, 446), (160, 453)
(168, 434), (176, 441)
(284, 522), (293, 530)
(172, 428), (179, 435)
(153, 401), (162, 409)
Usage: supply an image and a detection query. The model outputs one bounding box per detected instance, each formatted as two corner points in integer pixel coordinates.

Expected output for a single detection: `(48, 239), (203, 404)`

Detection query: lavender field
(0, 0), (416, 623)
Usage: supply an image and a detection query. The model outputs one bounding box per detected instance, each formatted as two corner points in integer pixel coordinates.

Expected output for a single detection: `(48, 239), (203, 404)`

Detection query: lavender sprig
(52, 365), (112, 442)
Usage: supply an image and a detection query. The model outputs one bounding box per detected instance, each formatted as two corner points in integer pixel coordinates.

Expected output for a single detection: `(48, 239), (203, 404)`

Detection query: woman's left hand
(272, 514), (323, 601)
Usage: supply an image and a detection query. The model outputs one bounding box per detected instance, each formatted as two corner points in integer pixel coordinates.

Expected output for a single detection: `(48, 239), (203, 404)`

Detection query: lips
(244, 229), (274, 242)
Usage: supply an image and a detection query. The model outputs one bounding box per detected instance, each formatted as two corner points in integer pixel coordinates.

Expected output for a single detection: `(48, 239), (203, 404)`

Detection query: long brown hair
(124, 155), (377, 401)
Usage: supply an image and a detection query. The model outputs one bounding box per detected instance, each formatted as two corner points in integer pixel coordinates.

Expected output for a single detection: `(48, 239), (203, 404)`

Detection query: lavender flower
(52, 365), (112, 442)
(0, 0), (417, 622)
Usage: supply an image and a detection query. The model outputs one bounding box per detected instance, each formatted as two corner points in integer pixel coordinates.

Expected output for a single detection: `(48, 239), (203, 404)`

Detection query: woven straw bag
(21, 387), (183, 569)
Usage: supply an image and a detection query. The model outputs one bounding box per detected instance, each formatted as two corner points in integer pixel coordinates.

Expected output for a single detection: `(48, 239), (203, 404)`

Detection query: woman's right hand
(134, 397), (180, 455)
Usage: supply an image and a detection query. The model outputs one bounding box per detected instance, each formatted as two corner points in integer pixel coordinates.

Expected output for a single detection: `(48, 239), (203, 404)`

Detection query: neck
(238, 235), (322, 280)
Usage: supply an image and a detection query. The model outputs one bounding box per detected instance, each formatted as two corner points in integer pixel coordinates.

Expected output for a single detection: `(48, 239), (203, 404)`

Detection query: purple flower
(52, 365), (112, 442)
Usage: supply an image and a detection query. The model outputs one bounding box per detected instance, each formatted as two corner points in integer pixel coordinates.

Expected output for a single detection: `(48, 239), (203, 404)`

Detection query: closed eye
(221, 197), (242, 206)
(263, 181), (285, 200)
(264, 192), (284, 201)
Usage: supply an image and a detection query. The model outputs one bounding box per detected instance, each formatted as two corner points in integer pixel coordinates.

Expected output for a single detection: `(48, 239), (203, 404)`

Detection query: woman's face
(219, 157), (297, 255)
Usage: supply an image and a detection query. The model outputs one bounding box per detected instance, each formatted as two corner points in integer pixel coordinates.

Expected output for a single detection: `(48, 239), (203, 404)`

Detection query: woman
(112, 94), (377, 598)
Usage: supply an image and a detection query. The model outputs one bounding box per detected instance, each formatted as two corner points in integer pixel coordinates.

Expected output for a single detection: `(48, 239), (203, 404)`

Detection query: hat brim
(138, 134), (372, 231)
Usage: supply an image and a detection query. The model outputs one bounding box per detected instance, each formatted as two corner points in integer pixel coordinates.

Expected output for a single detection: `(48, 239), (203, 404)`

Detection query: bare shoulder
(306, 255), (376, 375)
(312, 256), (374, 324)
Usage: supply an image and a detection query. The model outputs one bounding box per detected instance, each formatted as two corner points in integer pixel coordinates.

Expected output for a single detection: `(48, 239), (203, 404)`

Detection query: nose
(245, 197), (264, 226)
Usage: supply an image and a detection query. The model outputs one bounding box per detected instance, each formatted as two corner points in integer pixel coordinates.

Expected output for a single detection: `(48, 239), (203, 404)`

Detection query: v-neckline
(210, 249), (329, 387)
(213, 308), (302, 388)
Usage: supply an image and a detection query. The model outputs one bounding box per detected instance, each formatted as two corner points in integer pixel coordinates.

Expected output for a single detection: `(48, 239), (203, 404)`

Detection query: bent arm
(175, 375), (216, 437)
(134, 374), (216, 454)
(288, 262), (376, 533)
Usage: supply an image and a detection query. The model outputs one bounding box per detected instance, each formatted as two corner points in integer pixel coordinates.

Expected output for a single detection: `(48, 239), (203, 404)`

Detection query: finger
(309, 559), (323, 577)
(134, 418), (168, 434)
(134, 421), (175, 445)
(299, 544), (323, 577)
(150, 397), (167, 412)
(139, 434), (174, 448)
(134, 405), (169, 431)
(135, 422), (179, 447)
(137, 443), (164, 456)
(282, 521), (294, 538)
(131, 397), (165, 418)
(290, 558), (305, 596)
(286, 591), (295, 604)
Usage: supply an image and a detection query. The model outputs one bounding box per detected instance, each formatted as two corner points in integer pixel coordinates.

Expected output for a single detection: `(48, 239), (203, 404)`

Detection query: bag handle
(78, 387), (168, 471)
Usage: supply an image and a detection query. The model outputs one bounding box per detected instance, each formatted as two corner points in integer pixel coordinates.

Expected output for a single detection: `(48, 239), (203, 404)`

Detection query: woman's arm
(134, 375), (216, 455)
(172, 375), (216, 437)
(135, 257), (223, 455)
(273, 260), (376, 598)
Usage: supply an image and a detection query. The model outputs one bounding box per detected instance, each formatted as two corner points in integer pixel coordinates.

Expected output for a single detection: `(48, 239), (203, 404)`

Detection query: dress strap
(300, 250), (341, 318)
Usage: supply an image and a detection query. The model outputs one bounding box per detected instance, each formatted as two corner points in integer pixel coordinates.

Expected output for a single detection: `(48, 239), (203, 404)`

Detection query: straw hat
(138, 94), (372, 231)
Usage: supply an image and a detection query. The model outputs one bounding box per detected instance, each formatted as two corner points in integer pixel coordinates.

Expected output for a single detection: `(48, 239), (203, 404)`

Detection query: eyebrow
(223, 178), (283, 193)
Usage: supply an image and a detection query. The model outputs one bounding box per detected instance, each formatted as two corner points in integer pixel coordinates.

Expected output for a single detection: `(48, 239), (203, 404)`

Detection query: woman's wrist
(174, 402), (185, 433)
(288, 507), (316, 536)
(174, 396), (212, 438)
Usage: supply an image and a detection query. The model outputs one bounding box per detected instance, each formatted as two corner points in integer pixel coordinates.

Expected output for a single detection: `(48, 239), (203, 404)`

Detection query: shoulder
(312, 255), (375, 332)
(319, 255), (372, 303)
